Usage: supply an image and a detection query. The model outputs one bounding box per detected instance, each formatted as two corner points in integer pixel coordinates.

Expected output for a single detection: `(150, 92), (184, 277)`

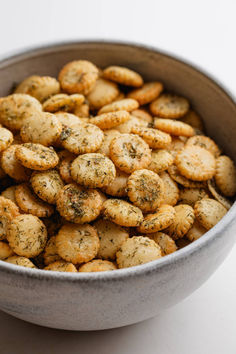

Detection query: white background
(0, 1), (235, 353)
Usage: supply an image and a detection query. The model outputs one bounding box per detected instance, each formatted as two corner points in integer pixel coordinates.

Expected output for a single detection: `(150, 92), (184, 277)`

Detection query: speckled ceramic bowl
(0, 41), (235, 331)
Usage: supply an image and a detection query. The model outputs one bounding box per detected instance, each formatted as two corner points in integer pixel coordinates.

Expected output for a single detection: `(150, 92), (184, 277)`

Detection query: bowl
(0, 41), (235, 331)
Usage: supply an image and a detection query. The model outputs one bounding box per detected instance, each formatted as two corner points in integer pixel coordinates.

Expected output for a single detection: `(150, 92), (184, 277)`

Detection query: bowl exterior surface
(0, 41), (235, 330)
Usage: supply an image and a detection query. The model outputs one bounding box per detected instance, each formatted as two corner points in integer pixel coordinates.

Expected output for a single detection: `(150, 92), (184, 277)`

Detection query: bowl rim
(0, 39), (235, 281)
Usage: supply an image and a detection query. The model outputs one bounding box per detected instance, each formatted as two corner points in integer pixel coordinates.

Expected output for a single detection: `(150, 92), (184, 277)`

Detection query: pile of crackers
(0, 61), (235, 272)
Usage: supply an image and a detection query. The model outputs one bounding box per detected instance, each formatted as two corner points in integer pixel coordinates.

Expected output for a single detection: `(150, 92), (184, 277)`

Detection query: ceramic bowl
(0, 41), (235, 331)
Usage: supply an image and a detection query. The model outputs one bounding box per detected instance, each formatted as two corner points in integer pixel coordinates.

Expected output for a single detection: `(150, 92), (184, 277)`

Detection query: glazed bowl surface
(0, 40), (235, 331)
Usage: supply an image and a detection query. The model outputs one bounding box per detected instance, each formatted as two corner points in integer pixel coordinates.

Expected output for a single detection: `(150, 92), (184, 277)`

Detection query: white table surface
(0, 1), (235, 353)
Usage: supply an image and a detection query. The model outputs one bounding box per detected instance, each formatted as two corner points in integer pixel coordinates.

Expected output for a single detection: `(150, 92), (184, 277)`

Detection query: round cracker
(56, 183), (103, 224)
(148, 149), (174, 174)
(58, 60), (99, 95)
(103, 66), (143, 87)
(194, 198), (227, 230)
(154, 118), (194, 137)
(79, 259), (117, 272)
(15, 75), (60, 102)
(30, 169), (64, 204)
(90, 111), (130, 130)
(71, 153), (116, 188)
(6, 255), (36, 268)
(103, 199), (143, 227)
(110, 133), (151, 174)
(15, 183), (54, 217)
(186, 135), (221, 157)
(0, 93), (42, 130)
(43, 93), (84, 113)
(127, 82), (163, 105)
(137, 205), (176, 234)
(165, 204), (195, 240)
(148, 232), (177, 255)
(215, 155), (236, 197)
(131, 109), (153, 123)
(7, 214), (47, 257)
(127, 169), (164, 212)
(86, 78), (119, 109)
(56, 223), (99, 264)
(175, 145), (216, 181)
(116, 236), (162, 268)
(44, 260), (77, 272)
(15, 143), (59, 171)
(61, 124), (104, 154)
(20, 112), (62, 146)
(98, 98), (139, 114)
(131, 126), (171, 149)
(159, 171), (179, 206)
(150, 94), (189, 118)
